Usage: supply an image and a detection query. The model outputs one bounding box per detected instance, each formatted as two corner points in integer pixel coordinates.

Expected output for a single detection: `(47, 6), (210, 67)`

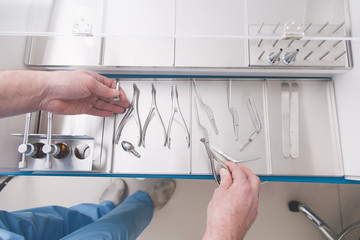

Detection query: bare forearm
(0, 70), (49, 118)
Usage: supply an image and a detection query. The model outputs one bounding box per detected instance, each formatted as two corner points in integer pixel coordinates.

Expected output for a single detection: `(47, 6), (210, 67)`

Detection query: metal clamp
(114, 83), (142, 146)
(166, 85), (190, 149)
(195, 98), (229, 185)
(142, 83), (166, 147)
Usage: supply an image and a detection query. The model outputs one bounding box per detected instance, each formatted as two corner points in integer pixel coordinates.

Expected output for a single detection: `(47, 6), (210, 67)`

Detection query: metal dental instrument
(192, 79), (218, 134)
(195, 98), (229, 185)
(111, 79), (121, 101)
(239, 97), (262, 151)
(210, 146), (260, 163)
(142, 83), (166, 147)
(227, 79), (239, 141)
(201, 138), (229, 186)
(281, 82), (291, 158)
(283, 49), (299, 65)
(268, 49), (283, 64)
(114, 84), (142, 146)
(121, 141), (141, 158)
(281, 82), (299, 159)
(166, 85), (190, 149)
(290, 83), (299, 159)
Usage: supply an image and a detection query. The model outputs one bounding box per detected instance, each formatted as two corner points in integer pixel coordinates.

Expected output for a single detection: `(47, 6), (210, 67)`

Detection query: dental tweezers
(114, 83), (142, 146)
(192, 79), (218, 135)
(166, 85), (190, 149)
(228, 79), (239, 141)
(142, 83), (166, 147)
(239, 97), (262, 151)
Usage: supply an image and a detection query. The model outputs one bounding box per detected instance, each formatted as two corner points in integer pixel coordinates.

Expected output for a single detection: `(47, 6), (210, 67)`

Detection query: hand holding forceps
(166, 85), (190, 149)
(194, 99), (229, 185)
(114, 83), (142, 146)
(142, 83), (166, 147)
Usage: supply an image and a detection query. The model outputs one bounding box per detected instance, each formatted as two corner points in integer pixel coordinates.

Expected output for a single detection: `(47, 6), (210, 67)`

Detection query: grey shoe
(99, 178), (127, 206)
(147, 179), (176, 210)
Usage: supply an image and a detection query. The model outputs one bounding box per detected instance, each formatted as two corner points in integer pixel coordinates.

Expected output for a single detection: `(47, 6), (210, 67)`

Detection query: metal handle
(42, 112), (58, 169)
(18, 113), (34, 168)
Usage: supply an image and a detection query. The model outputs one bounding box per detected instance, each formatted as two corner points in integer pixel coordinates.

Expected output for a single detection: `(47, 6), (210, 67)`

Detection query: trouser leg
(61, 191), (154, 240)
(0, 201), (115, 240)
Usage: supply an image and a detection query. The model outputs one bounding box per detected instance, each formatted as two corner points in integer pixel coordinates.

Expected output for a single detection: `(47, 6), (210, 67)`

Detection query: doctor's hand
(203, 163), (260, 240)
(39, 70), (130, 117)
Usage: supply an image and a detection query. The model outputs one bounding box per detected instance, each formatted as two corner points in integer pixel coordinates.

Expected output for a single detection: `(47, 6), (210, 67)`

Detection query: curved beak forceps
(166, 85), (190, 149)
(195, 99), (229, 185)
(142, 83), (166, 147)
(114, 84), (142, 146)
(239, 97), (262, 151)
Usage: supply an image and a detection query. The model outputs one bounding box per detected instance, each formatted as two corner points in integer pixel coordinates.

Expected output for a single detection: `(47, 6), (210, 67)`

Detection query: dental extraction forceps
(166, 85), (190, 149)
(194, 99), (229, 185)
(114, 84), (142, 146)
(192, 79), (218, 135)
(142, 83), (166, 147)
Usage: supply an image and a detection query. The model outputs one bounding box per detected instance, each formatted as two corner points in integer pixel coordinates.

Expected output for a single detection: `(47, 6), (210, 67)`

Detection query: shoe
(147, 179), (176, 210)
(99, 178), (127, 206)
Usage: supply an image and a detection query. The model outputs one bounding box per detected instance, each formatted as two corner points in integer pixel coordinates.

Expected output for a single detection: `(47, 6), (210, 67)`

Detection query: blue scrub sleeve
(60, 190), (154, 240)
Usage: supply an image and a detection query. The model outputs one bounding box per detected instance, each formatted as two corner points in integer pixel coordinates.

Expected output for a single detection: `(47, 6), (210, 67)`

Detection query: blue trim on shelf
(0, 172), (359, 184)
(102, 74), (330, 80)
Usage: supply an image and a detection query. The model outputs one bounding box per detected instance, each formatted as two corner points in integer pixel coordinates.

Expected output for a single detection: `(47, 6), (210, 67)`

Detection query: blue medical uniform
(0, 191), (154, 240)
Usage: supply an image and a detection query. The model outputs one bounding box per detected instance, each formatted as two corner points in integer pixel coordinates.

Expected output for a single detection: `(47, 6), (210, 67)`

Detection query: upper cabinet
(0, 0), (358, 73)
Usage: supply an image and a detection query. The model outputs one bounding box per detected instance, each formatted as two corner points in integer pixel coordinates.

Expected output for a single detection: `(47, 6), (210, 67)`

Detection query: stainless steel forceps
(142, 83), (166, 147)
(166, 85), (190, 149)
(192, 79), (218, 135)
(114, 83), (142, 146)
(195, 98), (229, 185)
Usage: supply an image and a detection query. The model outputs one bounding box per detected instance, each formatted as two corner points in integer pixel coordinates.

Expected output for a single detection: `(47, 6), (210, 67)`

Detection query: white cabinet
(0, 0), (359, 183)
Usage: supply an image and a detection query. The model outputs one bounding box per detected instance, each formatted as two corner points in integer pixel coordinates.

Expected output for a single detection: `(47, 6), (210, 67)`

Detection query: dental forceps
(142, 83), (166, 147)
(239, 97), (262, 151)
(114, 83), (142, 146)
(194, 98), (229, 185)
(228, 79), (239, 141)
(192, 79), (218, 135)
(166, 85), (190, 149)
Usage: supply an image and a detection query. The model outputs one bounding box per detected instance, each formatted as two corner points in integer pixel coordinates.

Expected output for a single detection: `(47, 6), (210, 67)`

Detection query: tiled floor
(1, 176), (360, 239)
